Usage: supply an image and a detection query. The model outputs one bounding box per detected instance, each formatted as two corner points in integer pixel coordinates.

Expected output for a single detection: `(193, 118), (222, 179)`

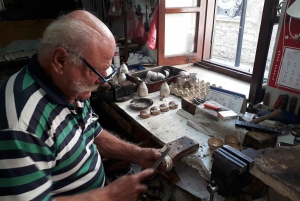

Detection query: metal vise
(207, 145), (263, 200)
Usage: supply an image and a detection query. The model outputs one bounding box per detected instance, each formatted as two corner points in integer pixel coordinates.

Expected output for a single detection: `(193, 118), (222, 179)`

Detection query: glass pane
(165, 13), (196, 56)
(210, 0), (281, 76)
(166, 0), (197, 8)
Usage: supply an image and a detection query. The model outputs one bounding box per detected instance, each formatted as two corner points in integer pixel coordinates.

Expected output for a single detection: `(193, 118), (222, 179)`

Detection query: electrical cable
(288, 16), (299, 39)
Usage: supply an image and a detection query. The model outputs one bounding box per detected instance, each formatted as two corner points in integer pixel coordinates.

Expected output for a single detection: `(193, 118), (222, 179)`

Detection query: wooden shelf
(119, 43), (139, 50)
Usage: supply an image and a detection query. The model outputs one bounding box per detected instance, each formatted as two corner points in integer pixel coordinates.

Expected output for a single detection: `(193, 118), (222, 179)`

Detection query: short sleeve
(93, 121), (103, 138)
(0, 130), (54, 201)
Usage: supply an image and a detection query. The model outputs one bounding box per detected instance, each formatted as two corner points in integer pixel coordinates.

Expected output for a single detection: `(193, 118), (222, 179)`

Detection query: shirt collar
(27, 54), (71, 106)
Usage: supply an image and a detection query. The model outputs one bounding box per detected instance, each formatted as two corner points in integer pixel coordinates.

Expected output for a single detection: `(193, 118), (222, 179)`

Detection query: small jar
(160, 103), (170, 112)
(139, 110), (151, 119)
(150, 106), (161, 115)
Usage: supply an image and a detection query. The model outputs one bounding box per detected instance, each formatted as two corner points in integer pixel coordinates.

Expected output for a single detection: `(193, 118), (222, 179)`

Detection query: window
(158, 0), (281, 104)
(157, 0), (206, 65)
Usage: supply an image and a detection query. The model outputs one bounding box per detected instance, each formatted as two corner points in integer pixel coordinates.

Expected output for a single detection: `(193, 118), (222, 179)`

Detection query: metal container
(129, 66), (186, 93)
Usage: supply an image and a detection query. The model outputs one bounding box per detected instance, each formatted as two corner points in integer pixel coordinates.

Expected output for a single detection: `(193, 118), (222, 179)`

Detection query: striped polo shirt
(0, 55), (105, 200)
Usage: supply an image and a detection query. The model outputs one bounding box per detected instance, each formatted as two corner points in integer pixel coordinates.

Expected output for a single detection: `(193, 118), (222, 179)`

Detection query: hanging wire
(289, 17), (300, 40)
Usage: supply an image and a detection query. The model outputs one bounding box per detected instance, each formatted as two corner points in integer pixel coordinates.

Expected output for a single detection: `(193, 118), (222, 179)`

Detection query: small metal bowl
(224, 135), (240, 145)
(208, 137), (223, 150)
(130, 98), (153, 110)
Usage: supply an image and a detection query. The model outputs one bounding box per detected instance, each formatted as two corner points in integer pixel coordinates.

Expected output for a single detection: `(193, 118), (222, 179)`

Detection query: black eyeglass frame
(66, 50), (116, 85)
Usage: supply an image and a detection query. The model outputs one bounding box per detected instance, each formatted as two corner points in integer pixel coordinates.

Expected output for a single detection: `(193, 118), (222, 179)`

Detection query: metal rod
(210, 193), (214, 201)
(235, 0), (248, 67)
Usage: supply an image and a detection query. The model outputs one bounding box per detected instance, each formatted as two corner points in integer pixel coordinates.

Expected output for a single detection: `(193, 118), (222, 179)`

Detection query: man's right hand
(56, 168), (155, 201)
(101, 168), (155, 201)
(83, 168), (154, 201)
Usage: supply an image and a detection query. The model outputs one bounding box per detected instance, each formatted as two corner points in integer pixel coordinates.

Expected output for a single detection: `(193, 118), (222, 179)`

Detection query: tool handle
(280, 94), (289, 110)
(263, 92), (269, 106)
(273, 95), (283, 109)
(204, 103), (219, 111)
(250, 109), (282, 124)
(288, 96), (298, 113)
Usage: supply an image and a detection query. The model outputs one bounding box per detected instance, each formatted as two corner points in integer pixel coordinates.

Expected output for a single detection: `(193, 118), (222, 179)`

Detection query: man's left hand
(137, 148), (167, 171)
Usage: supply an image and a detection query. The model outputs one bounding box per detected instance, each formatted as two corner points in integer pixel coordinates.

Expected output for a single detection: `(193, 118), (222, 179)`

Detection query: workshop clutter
(138, 81), (148, 97)
(159, 82), (170, 99)
(132, 13), (148, 46)
(169, 72), (218, 98)
(129, 66), (185, 93)
(208, 135), (241, 153)
(138, 101), (179, 119)
(126, 52), (156, 66)
(112, 62), (145, 84)
(148, 5), (158, 50)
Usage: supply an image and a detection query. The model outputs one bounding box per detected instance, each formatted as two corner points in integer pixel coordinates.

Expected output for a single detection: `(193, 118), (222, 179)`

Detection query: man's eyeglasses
(66, 50), (116, 85)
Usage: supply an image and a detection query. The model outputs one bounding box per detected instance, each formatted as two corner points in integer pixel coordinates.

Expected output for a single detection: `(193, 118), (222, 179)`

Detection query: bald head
(37, 10), (116, 101)
(66, 10), (114, 42)
(62, 10), (115, 50)
(38, 10), (115, 65)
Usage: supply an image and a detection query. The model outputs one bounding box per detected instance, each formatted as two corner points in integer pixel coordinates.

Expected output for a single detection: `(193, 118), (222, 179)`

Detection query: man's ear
(52, 47), (68, 74)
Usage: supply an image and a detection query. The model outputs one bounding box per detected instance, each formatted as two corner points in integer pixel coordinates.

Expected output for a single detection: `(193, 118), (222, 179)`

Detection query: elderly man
(0, 10), (161, 201)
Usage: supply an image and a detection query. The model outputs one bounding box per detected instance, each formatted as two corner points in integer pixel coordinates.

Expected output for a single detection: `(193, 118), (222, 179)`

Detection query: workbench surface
(250, 145), (300, 201)
(115, 91), (213, 180)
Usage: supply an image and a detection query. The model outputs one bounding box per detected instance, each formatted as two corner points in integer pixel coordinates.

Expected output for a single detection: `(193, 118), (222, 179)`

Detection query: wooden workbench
(107, 91), (213, 181)
(250, 145), (300, 201)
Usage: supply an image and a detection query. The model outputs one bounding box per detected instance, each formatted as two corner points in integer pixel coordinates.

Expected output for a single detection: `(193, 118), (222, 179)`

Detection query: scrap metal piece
(167, 135), (199, 161)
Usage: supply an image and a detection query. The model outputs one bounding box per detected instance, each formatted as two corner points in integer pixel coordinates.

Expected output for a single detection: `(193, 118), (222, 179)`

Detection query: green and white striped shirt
(0, 55), (105, 200)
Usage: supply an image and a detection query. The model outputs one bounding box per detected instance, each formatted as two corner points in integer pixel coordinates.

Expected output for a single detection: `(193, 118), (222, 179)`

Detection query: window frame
(158, 0), (280, 104)
(157, 0), (206, 66)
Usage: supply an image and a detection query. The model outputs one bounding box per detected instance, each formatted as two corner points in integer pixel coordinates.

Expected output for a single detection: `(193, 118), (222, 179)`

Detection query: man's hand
(101, 168), (155, 201)
(137, 148), (167, 171)
(56, 169), (155, 201)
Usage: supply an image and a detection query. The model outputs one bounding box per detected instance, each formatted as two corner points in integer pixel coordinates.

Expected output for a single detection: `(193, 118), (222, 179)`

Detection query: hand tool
(257, 109), (298, 124)
(193, 97), (205, 105)
(288, 96), (298, 114)
(151, 146), (170, 170)
(273, 94), (283, 109)
(263, 92), (269, 106)
(250, 109), (282, 124)
(280, 94), (289, 110)
(204, 103), (228, 111)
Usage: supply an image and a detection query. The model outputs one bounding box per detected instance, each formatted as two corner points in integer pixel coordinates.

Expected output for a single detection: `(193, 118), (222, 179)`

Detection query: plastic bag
(132, 14), (148, 46)
(127, 4), (136, 40)
(107, 0), (122, 18)
(148, 5), (158, 50)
